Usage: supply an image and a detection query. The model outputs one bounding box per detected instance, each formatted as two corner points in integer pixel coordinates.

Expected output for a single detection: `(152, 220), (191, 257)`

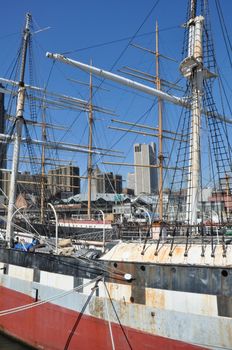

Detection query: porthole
(221, 270), (228, 277)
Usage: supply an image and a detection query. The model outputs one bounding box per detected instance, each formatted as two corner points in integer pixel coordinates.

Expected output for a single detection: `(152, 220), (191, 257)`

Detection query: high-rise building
(134, 142), (158, 195)
(114, 174), (123, 193)
(91, 167), (122, 194)
(127, 172), (135, 192)
(48, 165), (80, 197)
(1, 170), (44, 200)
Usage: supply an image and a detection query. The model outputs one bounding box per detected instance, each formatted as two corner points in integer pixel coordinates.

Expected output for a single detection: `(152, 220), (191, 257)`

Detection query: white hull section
(0, 261), (231, 349)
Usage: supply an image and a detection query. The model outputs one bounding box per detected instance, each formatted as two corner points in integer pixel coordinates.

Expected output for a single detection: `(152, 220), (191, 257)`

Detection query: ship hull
(0, 284), (210, 350)
(12, 221), (113, 240)
(0, 244), (231, 350)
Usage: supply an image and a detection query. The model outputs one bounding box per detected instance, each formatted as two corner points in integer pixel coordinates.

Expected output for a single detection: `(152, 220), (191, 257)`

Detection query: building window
(135, 145), (141, 152)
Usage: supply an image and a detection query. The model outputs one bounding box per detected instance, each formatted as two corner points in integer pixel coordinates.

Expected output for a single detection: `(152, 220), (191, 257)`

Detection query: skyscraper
(91, 167), (122, 194)
(48, 165), (80, 197)
(127, 172), (135, 192)
(134, 142), (158, 195)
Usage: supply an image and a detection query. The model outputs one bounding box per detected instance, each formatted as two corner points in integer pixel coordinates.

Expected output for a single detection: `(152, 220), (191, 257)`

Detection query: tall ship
(0, 0), (231, 349)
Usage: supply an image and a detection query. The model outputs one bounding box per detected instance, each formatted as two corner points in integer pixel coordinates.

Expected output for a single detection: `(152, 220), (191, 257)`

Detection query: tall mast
(87, 61), (93, 218)
(155, 21), (164, 221)
(225, 174), (230, 219)
(40, 100), (46, 223)
(6, 13), (31, 243)
(180, 0), (204, 225)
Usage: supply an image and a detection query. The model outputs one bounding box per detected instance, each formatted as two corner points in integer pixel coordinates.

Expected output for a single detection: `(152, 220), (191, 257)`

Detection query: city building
(1, 170), (44, 206)
(48, 165), (80, 198)
(122, 188), (134, 196)
(127, 172), (135, 192)
(58, 193), (130, 216)
(91, 167), (122, 195)
(114, 174), (123, 193)
(134, 142), (158, 195)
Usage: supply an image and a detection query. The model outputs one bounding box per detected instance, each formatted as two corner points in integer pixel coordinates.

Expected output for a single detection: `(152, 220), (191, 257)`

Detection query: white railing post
(48, 203), (58, 254)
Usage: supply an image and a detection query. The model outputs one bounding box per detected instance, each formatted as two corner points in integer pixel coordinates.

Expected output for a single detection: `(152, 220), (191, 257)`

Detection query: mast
(180, 0), (204, 225)
(40, 101), (46, 223)
(46, 52), (230, 124)
(6, 13), (31, 244)
(225, 174), (230, 219)
(155, 21), (164, 221)
(87, 61), (93, 218)
(46, 52), (187, 107)
(45, 3), (223, 226)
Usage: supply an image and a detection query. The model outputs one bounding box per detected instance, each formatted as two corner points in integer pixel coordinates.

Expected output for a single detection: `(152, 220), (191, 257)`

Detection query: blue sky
(1, 0), (232, 192)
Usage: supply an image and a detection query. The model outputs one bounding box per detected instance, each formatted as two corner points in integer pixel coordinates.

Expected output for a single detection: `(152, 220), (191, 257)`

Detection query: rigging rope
(103, 279), (115, 350)
(215, 0), (232, 71)
(62, 26), (179, 55)
(0, 275), (102, 317)
(103, 281), (133, 350)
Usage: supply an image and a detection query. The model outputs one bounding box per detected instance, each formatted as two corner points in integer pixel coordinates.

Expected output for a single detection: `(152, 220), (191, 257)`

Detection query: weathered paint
(0, 274), (231, 349)
(0, 285), (214, 350)
(145, 288), (218, 316)
(0, 243), (232, 349)
(102, 242), (232, 266)
(1, 247), (232, 301)
(105, 281), (132, 303)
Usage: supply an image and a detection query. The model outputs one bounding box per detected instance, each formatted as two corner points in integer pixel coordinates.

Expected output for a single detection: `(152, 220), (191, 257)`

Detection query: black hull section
(0, 247), (231, 308)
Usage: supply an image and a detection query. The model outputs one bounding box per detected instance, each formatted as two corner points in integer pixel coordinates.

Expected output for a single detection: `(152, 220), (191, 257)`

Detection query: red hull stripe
(0, 286), (210, 350)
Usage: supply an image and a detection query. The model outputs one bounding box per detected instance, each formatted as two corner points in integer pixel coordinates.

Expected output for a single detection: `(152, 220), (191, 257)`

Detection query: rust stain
(146, 288), (165, 309)
(107, 281), (131, 303)
(89, 297), (104, 319)
(117, 298), (128, 321)
(102, 242), (232, 267)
